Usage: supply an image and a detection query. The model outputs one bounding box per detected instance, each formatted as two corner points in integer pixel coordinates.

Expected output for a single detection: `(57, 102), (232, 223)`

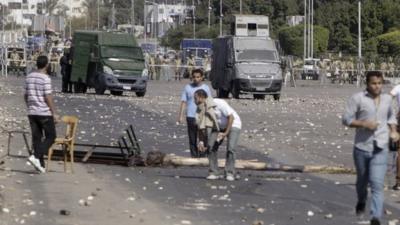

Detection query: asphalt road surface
(0, 76), (399, 225)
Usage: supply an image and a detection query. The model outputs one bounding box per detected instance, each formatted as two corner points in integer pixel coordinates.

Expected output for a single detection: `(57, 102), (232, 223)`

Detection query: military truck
(70, 31), (148, 96)
(210, 15), (282, 100)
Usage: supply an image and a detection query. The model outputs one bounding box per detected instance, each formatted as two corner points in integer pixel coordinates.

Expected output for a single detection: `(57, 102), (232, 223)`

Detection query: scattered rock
(59, 209), (71, 216)
(252, 220), (264, 225)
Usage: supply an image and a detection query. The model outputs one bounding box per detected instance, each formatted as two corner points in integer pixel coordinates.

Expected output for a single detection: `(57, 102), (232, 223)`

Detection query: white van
(302, 58), (320, 80)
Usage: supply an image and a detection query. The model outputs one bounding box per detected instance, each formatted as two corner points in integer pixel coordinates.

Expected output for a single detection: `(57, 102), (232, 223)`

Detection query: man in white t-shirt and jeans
(25, 56), (58, 173)
(390, 84), (400, 190)
(194, 89), (241, 181)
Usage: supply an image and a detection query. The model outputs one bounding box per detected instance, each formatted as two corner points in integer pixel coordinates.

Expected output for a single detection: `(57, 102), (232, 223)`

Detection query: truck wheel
(81, 84), (87, 93)
(231, 81), (240, 99)
(273, 94), (280, 101)
(253, 94), (266, 100)
(95, 85), (106, 94)
(217, 88), (229, 98)
(110, 90), (123, 96)
(136, 91), (146, 97)
(73, 82), (82, 93)
(95, 76), (106, 95)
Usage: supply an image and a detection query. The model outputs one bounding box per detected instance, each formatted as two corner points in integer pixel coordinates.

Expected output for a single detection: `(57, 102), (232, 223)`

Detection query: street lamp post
(1, 4), (3, 76)
(192, 0), (195, 39)
(69, 0), (72, 38)
(357, 0), (362, 87)
(219, 0), (223, 37)
(97, 0), (100, 30)
(307, 0), (311, 58)
(144, 2), (147, 42)
(303, 0), (307, 60)
(208, 0), (211, 29)
(131, 0), (135, 35)
(311, 0), (314, 59)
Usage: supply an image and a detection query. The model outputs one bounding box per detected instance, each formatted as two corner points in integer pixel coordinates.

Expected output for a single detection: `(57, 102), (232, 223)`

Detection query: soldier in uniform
(175, 55), (182, 81)
(187, 54), (195, 79)
(10, 49), (21, 75)
(380, 61), (388, 77)
(149, 55), (156, 80)
(368, 60), (376, 72)
(388, 57), (395, 77)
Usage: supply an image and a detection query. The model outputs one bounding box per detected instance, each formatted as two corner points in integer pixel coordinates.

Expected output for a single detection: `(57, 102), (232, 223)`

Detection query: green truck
(70, 31), (148, 96)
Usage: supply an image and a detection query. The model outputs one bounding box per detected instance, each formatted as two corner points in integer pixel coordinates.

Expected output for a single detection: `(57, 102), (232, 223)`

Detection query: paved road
(1, 76), (399, 225)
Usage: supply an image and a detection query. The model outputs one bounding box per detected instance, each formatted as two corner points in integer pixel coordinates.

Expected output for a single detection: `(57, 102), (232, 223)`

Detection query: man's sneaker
(355, 202), (366, 216)
(370, 217), (381, 225)
(392, 183), (400, 191)
(27, 155), (45, 173)
(206, 174), (219, 180)
(226, 174), (235, 181)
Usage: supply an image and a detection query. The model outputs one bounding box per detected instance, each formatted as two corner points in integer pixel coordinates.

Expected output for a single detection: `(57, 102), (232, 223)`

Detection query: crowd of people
(144, 52), (211, 81)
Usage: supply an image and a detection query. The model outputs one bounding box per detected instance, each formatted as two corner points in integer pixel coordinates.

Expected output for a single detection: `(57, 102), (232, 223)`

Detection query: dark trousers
(186, 117), (206, 158)
(28, 115), (56, 167)
(62, 72), (72, 93)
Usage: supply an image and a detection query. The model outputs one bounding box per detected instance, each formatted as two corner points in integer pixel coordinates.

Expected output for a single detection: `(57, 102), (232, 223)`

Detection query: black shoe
(393, 183), (400, 191)
(370, 218), (380, 225)
(355, 202), (366, 216)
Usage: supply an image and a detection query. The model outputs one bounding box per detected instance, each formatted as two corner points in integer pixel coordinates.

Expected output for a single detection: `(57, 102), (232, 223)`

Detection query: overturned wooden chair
(47, 116), (79, 173)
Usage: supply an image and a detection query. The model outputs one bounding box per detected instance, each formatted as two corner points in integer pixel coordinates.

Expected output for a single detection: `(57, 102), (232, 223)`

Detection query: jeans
(397, 148), (400, 184)
(353, 145), (388, 219)
(28, 115), (56, 167)
(207, 127), (241, 175)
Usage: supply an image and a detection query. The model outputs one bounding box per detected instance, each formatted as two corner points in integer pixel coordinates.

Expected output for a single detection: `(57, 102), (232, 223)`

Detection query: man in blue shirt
(178, 69), (211, 158)
(342, 71), (399, 225)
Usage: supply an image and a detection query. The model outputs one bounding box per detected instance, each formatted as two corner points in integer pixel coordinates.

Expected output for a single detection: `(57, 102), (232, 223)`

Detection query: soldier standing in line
(10, 49), (21, 76)
(175, 55), (182, 81)
(149, 54), (156, 80)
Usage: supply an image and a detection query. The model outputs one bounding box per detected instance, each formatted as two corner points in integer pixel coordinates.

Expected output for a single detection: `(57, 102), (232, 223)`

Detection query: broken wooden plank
(160, 154), (355, 174)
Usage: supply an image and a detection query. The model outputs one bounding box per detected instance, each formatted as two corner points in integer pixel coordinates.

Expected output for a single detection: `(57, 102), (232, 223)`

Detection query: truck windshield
(237, 49), (277, 62)
(101, 46), (143, 60)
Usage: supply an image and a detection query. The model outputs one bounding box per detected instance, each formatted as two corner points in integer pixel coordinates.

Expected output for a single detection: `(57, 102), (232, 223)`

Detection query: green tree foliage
(161, 24), (219, 50)
(376, 30), (400, 57)
(278, 24), (329, 57)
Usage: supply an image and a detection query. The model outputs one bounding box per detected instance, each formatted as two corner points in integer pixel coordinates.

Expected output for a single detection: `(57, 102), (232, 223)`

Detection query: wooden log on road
(159, 154), (355, 174)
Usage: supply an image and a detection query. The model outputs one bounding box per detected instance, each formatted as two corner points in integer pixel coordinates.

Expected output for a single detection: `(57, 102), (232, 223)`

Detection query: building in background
(144, 3), (191, 38)
(287, 15), (305, 27)
(60, 0), (85, 18)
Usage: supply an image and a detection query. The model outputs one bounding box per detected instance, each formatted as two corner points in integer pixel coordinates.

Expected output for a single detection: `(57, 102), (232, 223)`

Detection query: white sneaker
(206, 174), (219, 180)
(27, 155), (45, 173)
(226, 174), (235, 181)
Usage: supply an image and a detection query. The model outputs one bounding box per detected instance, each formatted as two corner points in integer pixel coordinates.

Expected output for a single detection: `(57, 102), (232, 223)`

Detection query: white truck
(210, 15), (282, 100)
(301, 58), (320, 80)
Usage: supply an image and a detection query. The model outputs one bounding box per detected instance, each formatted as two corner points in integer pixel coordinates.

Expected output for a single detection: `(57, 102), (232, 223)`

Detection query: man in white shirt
(194, 89), (241, 181)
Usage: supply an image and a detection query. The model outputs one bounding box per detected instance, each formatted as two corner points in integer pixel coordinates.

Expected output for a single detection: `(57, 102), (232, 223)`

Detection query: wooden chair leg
(70, 143), (74, 173)
(63, 144), (68, 173)
(47, 145), (54, 172)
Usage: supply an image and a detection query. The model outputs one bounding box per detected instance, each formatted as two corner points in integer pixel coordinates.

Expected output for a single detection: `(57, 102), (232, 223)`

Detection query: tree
(376, 30), (400, 57)
(161, 24), (219, 50)
(278, 24), (329, 57)
(45, 0), (59, 15)
(83, 0), (99, 29)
